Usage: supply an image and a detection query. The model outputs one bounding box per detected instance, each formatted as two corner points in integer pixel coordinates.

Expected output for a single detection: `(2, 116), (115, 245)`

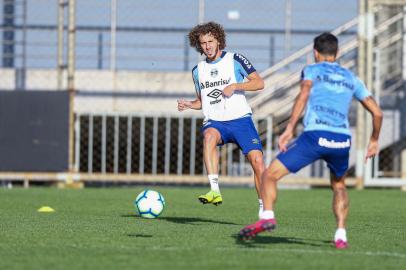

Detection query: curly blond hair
(188, 21), (226, 54)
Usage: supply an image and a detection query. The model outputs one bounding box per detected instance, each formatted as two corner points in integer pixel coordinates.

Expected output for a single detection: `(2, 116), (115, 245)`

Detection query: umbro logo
(207, 89), (222, 99)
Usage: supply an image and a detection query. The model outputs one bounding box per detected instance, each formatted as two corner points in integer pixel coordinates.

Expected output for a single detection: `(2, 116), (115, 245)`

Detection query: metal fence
(248, 4), (406, 186)
(0, 0), (358, 73)
(0, 0), (406, 187)
(75, 113), (273, 177)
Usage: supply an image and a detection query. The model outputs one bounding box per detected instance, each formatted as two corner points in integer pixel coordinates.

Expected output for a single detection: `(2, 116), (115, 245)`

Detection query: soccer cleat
(334, 239), (348, 249)
(198, 190), (223, 206)
(238, 219), (277, 240)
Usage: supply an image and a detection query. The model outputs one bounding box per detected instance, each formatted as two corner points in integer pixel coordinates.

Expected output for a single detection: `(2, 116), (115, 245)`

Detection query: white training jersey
(192, 51), (256, 122)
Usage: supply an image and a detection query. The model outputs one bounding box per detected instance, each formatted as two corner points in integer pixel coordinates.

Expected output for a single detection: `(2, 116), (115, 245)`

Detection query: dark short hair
(188, 21), (226, 54)
(313, 32), (338, 56)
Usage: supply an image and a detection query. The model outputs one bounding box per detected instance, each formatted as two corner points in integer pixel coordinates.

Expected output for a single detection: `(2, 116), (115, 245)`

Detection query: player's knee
(250, 153), (264, 169)
(247, 150), (263, 160)
(203, 131), (218, 147)
(262, 167), (280, 182)
(331, 181), (346, 192)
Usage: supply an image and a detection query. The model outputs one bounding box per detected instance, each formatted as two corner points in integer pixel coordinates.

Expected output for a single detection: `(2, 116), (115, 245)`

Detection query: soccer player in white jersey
(239, 33), (383, 249)
(177, 22), (265, 214)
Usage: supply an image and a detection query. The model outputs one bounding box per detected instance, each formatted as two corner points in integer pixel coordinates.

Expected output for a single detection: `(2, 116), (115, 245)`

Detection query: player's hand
(365, 139), (379, 163)
(278, 129), (293, 152)
(177, 99), (192, 111)
(222, 84), (237, 97)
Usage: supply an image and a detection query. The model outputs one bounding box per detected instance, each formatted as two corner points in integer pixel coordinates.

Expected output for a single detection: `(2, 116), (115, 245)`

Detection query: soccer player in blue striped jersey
(239, 33), (383, 249)
(177, 22), (265, 215)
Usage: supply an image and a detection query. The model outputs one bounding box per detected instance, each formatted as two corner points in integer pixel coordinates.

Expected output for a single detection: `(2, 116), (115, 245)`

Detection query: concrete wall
(0, 68), (266, 116)
(0, 68), (202, 115)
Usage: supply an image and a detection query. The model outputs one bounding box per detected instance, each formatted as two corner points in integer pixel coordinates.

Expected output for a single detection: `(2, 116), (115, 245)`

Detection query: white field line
(2, 242), (404, 259)
(146, 246), (406, 259)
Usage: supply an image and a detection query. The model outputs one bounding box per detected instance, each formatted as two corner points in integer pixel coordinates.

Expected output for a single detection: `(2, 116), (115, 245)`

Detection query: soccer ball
(134, 190), (165, 219)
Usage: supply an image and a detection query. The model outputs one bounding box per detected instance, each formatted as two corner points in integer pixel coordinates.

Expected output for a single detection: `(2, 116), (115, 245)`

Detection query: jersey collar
(206, 51), (227, 64)
(321, 61), (338, 65)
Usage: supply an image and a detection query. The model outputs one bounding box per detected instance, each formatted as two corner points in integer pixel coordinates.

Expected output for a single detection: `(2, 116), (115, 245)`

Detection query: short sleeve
(353, 77), (372, 101)
(233, 53), (256, 76)
(301, 65), (314, 81)
(192, 65), (200, 96)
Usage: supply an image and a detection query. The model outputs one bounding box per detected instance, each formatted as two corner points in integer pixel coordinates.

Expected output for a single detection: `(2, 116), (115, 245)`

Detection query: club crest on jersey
(210, 68), (218, 78)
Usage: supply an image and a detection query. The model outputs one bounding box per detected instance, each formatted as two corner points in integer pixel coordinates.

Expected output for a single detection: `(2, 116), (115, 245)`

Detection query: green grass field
(0, 187), (405, 270)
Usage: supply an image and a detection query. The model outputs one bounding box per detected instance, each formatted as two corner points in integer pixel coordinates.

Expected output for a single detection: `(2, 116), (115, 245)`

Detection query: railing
(1, 7), (405, 188)
(250, 18), (359, 112)
(248, 9), (406, 186)
(74, 112), (273, 178)
(251, 11), (404, 115)
(259, 17), (359, 80)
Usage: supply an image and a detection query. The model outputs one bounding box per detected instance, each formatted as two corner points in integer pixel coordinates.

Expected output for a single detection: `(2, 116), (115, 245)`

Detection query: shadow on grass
(233, 234), (329, 248)
(121, 214), (239, 225)
(127, 234), (153, 238)
(161, 216), (240, 225)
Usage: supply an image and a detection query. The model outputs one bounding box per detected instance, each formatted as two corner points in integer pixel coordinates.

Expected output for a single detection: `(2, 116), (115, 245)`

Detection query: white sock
(258, 199), (263, 218)
(260, 210), (275, 220)
(334, 228), (347, 242)
(208, 174), (220, 193)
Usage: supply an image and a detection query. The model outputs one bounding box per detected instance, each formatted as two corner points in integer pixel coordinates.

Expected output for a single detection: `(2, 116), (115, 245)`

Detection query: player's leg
(199, 126), (224, 205)
(230, 117), (264, 213)
(203, 127), (221, 182)
(321, 131), (351, 249)
(246, 150), (264, 197)
(261, 132), (319, 218)
(238, 159), (289, 240)
(246, 149), (265, 215)
(239, 132), (319, 240)
(330, 173), (349, 249)
(260, 159), (290, 215)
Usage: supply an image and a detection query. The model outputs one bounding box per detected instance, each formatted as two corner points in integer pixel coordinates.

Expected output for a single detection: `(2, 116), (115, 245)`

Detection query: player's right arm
(177, 65), (202, 112)
(177, 98), (201, 111)
(279, 67), (313, 152)
(279, 80), (312, 151)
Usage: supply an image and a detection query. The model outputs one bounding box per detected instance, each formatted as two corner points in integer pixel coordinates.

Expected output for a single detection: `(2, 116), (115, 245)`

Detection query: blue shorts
(277, 130), (351, 177)
(201, 117), (262, 155)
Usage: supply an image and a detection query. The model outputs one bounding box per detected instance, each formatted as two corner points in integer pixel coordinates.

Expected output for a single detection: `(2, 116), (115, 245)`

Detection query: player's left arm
(224, 71), (264, 93)
(354, 77), (384, 161)
(223, 72), (264, 97)
(360, 96), (383, 161)
(223, 53), (264, 97)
